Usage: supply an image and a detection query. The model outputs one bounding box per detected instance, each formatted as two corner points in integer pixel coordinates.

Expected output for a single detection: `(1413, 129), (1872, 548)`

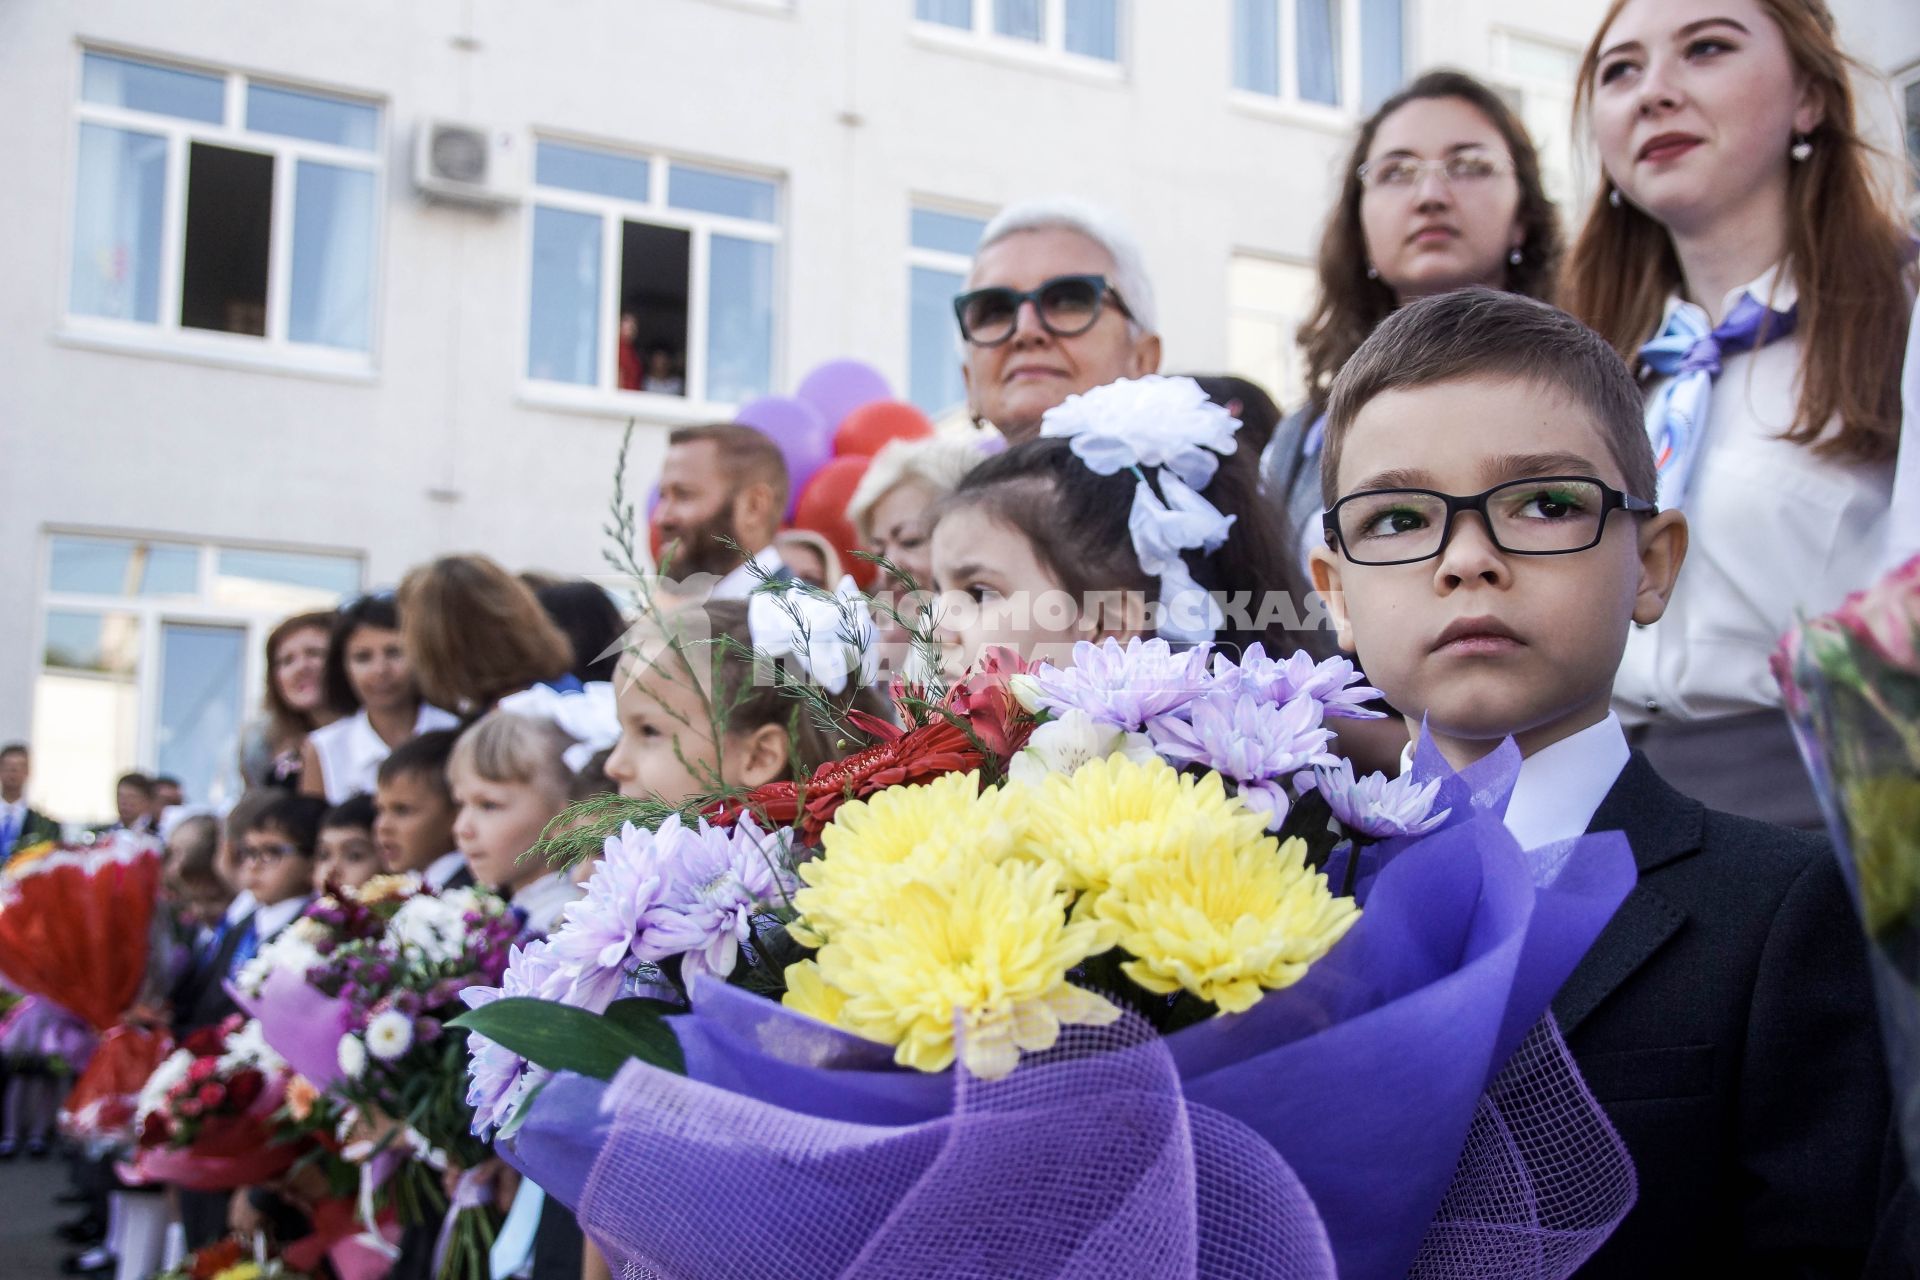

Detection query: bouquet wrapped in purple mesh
(457, 639), (1640, 1279)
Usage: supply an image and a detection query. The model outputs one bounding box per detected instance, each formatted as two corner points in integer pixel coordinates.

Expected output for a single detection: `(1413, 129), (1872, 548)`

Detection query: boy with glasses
(1308, 288), (1892, 1272)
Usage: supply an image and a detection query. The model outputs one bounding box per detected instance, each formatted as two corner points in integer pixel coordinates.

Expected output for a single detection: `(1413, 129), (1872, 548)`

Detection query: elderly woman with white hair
(955, 198), (1162, 444)
(845, 435), (985, 657)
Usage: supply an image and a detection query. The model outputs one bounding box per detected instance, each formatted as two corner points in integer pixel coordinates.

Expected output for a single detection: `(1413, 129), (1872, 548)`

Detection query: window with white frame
(1232, 0), (1403, 114)
(914, 0), (1123, 66)
(1492, 30), (1583, 209)
(907, 205), (992, 417)
(526, 139), (780, 407)
(1227, 253), (1317, 412)
(35, 533), (362, 821)
(68, 50), (382, 359)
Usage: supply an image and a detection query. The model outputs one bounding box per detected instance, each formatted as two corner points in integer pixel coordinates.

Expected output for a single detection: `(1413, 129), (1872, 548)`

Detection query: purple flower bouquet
(459, 641), (1640, 1279)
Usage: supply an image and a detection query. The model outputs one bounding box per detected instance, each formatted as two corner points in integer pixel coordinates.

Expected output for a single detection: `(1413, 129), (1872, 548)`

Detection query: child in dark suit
(1307, 287), (1895, 1274)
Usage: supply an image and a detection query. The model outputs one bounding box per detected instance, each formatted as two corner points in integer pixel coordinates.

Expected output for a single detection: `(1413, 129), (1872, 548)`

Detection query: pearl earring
(1366, 265), (1379, 280)
(1790, 135), (1812, 162)
(1608, 186), (1622, 209)
(1508, 247), (1523, 266)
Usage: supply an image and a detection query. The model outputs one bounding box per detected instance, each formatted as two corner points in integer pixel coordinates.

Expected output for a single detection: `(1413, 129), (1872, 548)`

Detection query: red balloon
(790, 455), (876, 588)
(834, 400), (933, 459)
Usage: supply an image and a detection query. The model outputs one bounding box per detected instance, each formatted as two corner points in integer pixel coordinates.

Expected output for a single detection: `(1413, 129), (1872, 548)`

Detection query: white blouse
(307, 702), (462, 803)
(1614, 264), (1919, 727)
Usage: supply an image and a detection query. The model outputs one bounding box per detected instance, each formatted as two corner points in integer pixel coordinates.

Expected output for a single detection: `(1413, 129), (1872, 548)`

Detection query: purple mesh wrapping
(505, 810), (1639, 1279)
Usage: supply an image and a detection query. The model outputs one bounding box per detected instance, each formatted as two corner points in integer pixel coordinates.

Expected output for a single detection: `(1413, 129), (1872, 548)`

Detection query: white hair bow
(1040, 375), (1241, 643)
(497, 681), (621, 773)
(746, 576), (879, 695)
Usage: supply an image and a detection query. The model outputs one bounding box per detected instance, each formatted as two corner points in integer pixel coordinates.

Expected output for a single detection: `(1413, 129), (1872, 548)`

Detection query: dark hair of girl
(943, 436), (1330, 661)
(534, 580), (627, 685)
(321, 593), (407, 717)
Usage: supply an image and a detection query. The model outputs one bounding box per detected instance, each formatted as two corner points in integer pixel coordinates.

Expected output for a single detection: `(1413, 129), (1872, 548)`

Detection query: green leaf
(449, 996), (686, 1080)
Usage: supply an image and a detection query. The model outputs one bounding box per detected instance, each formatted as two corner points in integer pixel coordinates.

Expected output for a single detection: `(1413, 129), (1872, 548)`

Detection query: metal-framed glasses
(952, 274), (1133, 347)
(1358, 149), (1514, 191)
(1323, 476), (1657, 567)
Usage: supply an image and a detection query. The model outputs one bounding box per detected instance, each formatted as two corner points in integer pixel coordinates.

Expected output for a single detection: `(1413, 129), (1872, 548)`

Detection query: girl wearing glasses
(1563, 0), (1918, 826)
(1263, 71), (1562, 576)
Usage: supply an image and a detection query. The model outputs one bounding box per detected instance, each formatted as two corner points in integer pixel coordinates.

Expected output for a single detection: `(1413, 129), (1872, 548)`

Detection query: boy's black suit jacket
(1560, 751), (1894, 1276)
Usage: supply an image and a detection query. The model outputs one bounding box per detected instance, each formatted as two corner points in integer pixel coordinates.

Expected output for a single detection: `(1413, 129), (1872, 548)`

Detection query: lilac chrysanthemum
(462, 938), (578, 1140)
(1147, 691), (1338, 828)
(1310, 757), (1451, 839)
(1214, 644), (1385, 719)
(1030, 637), (1216, 731)
(638, 814), (798, 985)
(548, 822), (674, 1010)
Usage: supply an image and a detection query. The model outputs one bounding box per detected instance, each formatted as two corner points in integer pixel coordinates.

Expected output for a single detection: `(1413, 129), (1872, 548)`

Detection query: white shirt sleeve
(1882, 296), (1920, 575)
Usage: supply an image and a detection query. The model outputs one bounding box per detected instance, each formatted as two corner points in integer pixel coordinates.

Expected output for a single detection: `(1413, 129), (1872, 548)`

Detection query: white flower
(234, 929), (323, 999)
(338, 1034), (368, 1080)
(389, 895), (470, 965)
(136, 1050), (196, 1122)
(216, 1019), (286, 1076)
(1007, 709), (1158, 783)
(365, 1010), (415, 1062)
(1007, 672), (1045, 714)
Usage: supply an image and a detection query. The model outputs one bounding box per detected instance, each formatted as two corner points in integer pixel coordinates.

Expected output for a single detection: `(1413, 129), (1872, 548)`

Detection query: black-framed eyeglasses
(952, 274), (1133, 347)
(239, 841), (299, 864)
(1323, 476), (1656, 567)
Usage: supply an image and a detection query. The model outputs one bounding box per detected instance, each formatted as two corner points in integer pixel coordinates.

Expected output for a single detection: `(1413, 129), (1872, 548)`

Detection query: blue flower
(1029, 637), (1216, 731)
(1310, 757), (1451, 839)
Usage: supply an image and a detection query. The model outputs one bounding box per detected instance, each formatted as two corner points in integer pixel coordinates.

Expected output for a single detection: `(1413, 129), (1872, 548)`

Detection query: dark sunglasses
(951, 274), (1133, 347)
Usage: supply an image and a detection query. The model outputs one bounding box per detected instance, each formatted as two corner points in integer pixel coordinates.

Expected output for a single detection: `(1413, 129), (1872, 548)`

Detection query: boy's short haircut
(224, 788), (281, 853)
(376, 729), (460, 800)
(0, 743), (28, 763)
(117, 771), (156, 795)
(247, 793), (328, 857)
(1320, 288), (1657, 509)
(168, 814), (222, 882)
(321, 793), (377, 833)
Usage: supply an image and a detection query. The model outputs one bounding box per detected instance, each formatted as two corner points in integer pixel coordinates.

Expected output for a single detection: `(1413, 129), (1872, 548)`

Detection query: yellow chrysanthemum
(1096, 832), (1359, 1015)
(781, 958), (854, 1028)
(1017, 755), (1273, 901)
(792, 771), (1026, 945)
(815, 855), (1119, 1079)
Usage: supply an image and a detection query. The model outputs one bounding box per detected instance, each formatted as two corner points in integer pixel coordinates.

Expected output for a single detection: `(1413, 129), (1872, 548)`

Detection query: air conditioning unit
(413, 120), (520, 206)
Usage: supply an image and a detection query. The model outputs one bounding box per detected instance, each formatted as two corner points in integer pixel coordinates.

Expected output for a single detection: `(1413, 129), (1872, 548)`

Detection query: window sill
(1228, 90), (1355, 135)
(516, 381), (744, 426)
(910, 25), (1126, 86)
(695, 0), (796, 15)
(53, 324), (379, 384)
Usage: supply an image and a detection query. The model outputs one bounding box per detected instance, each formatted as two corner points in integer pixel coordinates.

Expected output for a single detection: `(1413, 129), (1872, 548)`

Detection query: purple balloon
(794, 359), (893, 431)
(735, 395), (832, 514)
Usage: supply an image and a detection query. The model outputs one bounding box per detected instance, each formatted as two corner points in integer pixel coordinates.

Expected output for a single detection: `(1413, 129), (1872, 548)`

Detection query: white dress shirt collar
(224, 889), (258, 924)
(425, 851), (468, 890)
(512, 872), (582, 937)
(1501, 714), (1632, 851)
(250, 893), (314, 943)
(1661, 261), (1797, 331)
(711, 543), (787, 601)
(1395, 714), (1630, 851)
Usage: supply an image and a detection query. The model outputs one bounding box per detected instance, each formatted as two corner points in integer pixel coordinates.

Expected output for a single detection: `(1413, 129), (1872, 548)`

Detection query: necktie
(0, 810), (17, 857)
(1639, 291), (1797, 509)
